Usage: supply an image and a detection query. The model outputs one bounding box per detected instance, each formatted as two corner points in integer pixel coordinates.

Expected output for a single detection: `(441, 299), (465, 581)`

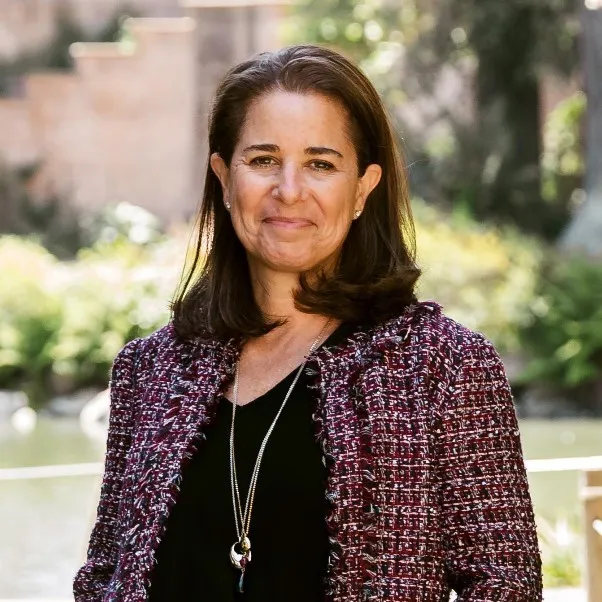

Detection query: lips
(263, 217), (313, 228)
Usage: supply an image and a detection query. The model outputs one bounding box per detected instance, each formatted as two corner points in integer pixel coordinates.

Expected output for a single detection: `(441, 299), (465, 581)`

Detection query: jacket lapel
(122, 336), (239, 598)
(310, 330), (373, 601)
(311, 312), (414, 602)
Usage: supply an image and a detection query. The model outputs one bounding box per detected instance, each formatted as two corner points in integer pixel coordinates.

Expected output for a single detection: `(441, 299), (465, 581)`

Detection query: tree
(560, 1), (602, 256)
(290, 0), (581, 239)
(464, 1), (542, 234)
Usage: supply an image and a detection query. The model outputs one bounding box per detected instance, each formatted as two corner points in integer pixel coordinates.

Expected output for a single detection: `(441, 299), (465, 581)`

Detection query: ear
(355, 163), (382, 213)
(210, 152), (230, 199)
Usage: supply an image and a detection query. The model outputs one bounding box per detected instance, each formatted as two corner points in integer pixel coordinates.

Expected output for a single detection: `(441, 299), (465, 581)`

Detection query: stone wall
(0, 0), (288, 224)
(67, 0), (184, 34)
(0, 17), (198, 223)
(0, 97), (37, 166)
(0, 0), (184, 60)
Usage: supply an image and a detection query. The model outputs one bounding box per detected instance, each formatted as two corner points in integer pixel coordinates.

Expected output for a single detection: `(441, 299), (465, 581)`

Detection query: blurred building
(0, 0), (184, 60)
(0, 0), (286, 224)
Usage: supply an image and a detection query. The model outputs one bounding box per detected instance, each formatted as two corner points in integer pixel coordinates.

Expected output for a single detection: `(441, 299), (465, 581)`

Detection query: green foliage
(543, 547), (582, 588)
(541, 91), (586, 215)
(537, 516), (584, 588)
(414, 200), (543, 353)
(0, 155), (165, 258)
(519, 255), (602, 389)
(286, 0), (398, 61)
(48, 249), (167, 392)
(0, 238), (62, 404)
(0, 159), (29, 233)
(0, 205), (179, 407)
(289, 0), (582, 239)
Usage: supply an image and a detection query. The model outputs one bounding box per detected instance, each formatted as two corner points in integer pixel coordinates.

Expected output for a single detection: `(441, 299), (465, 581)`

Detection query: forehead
(238, 91), (354, 150)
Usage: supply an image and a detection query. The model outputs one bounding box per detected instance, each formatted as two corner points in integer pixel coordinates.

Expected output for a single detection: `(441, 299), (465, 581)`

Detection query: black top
(149, 327), (348, 601)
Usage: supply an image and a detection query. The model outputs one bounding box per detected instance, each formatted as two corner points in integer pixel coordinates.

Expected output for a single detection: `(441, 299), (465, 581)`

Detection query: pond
(0, 417), (601, 598)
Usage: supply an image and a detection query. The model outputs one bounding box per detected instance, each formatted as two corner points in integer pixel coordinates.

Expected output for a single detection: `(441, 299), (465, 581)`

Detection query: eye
(249, 156), (277, 167)
(310, 160), (335, 171)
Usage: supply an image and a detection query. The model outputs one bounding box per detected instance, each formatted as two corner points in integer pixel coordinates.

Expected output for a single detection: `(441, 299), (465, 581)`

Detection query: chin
(267, 260), (317, 274)
(262, 253), (322, 274)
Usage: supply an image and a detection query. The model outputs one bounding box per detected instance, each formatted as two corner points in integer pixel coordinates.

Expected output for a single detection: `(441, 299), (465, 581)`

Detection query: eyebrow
(242, 143), (343, 159)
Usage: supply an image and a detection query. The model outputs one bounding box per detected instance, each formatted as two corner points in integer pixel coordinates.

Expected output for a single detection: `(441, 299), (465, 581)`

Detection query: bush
(537, 516), (583, 588)
(0, 238), (62, 403)
(518, 255), (602, 391)
(0, 157), (87, 258)
(541, 91), (585, 207)
(414, 200), (543, 353)
(0, 205), (181, 407)
(48, 243), (171, 393)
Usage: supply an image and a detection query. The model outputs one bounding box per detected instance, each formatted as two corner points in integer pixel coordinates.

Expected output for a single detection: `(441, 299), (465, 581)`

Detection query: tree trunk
(560, 3), (602, 257)
(472, 3), (544, 237)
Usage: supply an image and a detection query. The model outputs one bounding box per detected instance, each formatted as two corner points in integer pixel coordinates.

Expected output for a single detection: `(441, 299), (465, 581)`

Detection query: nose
(274, 162), (303, 205)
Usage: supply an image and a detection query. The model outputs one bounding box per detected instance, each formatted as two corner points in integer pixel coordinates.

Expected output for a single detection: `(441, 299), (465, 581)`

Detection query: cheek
(232, 178), (265, 213)
(316, 181), (358, 228)
(229, 177), (270, 249)
(229, 181), (265, 238)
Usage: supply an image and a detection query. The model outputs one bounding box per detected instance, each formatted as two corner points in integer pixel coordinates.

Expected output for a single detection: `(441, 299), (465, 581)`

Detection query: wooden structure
(581, 469), (602, 602)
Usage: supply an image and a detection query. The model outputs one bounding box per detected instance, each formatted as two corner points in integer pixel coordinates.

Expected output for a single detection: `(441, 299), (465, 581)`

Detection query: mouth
(263, 217), (313, 229)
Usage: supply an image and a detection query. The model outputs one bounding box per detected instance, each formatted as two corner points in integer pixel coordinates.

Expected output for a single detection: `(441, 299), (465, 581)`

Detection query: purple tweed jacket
(73, 301), (542, 601)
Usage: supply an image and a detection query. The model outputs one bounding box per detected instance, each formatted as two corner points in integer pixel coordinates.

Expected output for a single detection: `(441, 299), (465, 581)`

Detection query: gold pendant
(229, 535), (251, 569)
(230, 536), (251, 594)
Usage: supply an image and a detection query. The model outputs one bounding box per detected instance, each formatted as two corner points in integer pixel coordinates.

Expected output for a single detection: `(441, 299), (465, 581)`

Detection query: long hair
(172, 45), (420, 341)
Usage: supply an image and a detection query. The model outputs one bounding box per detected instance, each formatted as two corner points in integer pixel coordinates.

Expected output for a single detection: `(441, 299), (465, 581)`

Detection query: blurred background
(0, 0), (601, 600)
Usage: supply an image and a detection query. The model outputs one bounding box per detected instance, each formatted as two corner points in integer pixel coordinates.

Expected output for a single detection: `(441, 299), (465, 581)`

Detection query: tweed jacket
(73, 301), (542, 601)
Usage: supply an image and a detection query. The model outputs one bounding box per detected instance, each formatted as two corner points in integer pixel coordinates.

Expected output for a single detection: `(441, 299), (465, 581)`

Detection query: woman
(74, 45), (542, 601)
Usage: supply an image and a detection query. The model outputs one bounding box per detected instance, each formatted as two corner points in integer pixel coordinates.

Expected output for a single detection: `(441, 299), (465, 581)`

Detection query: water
(0, 417), (601, 598)
(520, 420), (602, 525)
(0, 418), (104, 598)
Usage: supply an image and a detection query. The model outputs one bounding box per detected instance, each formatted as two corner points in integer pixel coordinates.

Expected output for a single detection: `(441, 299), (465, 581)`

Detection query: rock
(10, 406), (37, 433)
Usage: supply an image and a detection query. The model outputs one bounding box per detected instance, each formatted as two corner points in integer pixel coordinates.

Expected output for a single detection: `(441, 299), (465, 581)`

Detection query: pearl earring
(225, 201), (231, 211)
(354, 210), (362, 220)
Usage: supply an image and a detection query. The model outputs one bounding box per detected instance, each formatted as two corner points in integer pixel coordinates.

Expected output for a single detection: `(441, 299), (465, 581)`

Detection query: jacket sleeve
(73, 338), (142, 601)
(438, 331), (543, 601)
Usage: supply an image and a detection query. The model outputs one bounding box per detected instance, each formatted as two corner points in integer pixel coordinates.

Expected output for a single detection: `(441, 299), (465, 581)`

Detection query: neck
(251, 267), (298, 321)
(248, 264), (334, 341)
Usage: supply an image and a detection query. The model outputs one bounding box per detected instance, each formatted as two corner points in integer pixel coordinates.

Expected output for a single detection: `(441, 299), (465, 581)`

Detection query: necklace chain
(228, 319), (331, 592)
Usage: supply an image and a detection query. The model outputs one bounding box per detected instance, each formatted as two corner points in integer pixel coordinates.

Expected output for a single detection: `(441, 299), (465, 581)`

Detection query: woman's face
(211, 91), (382, 277)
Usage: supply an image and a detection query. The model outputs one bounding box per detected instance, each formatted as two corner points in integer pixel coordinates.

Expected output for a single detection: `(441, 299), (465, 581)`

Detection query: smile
(263, 217), (313, 229)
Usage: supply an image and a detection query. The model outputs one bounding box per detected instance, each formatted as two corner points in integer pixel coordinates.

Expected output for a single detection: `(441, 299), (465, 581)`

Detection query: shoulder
(134, 322), (179, 357)
(373, 300), (494, 359)
(113, 322), (192, 376)
(370, 301), (506, 390)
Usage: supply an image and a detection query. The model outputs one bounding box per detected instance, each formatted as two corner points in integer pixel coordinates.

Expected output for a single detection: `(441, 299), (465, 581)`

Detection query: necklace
(228, 320), (331, 595)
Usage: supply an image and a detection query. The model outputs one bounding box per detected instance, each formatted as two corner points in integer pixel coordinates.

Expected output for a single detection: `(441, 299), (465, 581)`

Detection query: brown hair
(171, 44), (420, 341)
